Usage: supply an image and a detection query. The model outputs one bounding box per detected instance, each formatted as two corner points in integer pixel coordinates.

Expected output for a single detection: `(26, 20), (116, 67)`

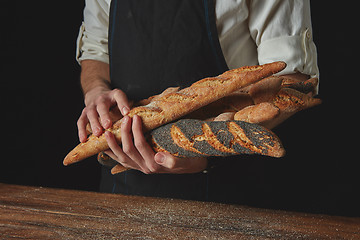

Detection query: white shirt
(76, 0), (319, 80)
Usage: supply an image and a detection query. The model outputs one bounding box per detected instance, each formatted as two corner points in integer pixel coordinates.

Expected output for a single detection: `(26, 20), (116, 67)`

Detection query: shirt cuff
(76, 22), (110, 65)
(257, 28), (319, 79)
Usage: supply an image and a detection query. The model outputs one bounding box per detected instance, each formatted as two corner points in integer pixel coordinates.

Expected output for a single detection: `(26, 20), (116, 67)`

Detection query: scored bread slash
(175, 119), (235, 156)
(150, 119), (285, 158)
(63, 61), (286, 166)
(227, 121), (285, 157)
(234, 102), (280, 124)
(151, 122), (205, 157)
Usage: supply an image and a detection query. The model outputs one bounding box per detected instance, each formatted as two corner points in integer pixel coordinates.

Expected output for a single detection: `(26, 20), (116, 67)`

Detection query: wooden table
(0, 183), (359, 239)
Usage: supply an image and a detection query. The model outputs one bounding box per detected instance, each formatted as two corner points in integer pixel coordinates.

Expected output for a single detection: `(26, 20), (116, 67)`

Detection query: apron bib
(103, 0), (228, 200)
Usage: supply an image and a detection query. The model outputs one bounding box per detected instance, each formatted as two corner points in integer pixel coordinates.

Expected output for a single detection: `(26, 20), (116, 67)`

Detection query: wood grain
(0, 183), (359, 239)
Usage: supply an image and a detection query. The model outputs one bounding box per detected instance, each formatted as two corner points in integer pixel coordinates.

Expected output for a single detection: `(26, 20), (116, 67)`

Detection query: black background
(1, 1), (359, 217)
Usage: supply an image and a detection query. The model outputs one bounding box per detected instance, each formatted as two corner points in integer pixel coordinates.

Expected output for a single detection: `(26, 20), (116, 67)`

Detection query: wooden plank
(0, 183), (359, 239)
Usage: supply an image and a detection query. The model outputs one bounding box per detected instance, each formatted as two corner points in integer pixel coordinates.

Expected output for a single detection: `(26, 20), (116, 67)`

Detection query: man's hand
(77, 60), (131, 143)
(77, 87), (131, 142)
(104, 115), (208, 174)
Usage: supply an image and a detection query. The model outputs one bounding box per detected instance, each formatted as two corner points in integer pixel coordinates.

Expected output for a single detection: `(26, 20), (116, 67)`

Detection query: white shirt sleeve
(248, 0), (319, 78)
(76, 0), (110, 65)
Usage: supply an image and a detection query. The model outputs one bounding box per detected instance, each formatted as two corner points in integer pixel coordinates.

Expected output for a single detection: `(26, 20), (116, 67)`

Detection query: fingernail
(155, 153), (165, 164)
(94, 127), (102, 135)
(122, 115), (129, 125)
(80, 134), (86, 143)
(122, 106), (130, 115)
(103, 119), (111, 128)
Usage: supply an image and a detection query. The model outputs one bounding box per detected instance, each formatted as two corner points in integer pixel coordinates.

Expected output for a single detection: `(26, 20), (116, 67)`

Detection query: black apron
(101, 0), (229, 201)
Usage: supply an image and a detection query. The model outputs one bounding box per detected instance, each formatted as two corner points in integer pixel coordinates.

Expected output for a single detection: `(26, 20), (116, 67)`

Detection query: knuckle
(112, 88), (123, 96)
(142, 165), (158, 174)
(122, 145), (133, 155)
(96, 103), (107, 113)
(95, 95), (108, 105)
(76, 119), (83, 128)
(85, 106), (96, 116)
(77, 115), (83, 124)
(147, 164), (159, 174)
(112, 89), (121, 97)
(81, 107), (88, 115)
(142, 169), (151, 175)
(166, 158), (176, 169)
(97, 95), (106, 101)
(77, 114), (87, 126)
(112, 89), (127, 101)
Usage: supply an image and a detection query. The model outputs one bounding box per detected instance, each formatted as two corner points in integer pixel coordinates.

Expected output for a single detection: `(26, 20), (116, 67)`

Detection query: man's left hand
(104, 115), (208, 174)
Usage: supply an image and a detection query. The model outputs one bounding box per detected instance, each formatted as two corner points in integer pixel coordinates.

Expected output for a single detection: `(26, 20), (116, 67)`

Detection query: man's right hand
(76, 60), (131, 143)
(77, 87), (131, 142)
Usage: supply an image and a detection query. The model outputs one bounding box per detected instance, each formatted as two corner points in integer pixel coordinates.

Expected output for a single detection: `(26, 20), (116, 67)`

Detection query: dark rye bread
(150, 119), (285, 158)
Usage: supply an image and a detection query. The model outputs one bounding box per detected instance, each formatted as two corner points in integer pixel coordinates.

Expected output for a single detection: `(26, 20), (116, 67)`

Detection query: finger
(77, 110), (89, 143)
(132, 115), (159, 173)
(155, 153), (208, 174)
(104, 131), (136, 168)
(103, 150), (117, 161)
(132, 115), (156, 160)
(96, 101), (112, 129)
(112, 89), (131, 116)
(120, 116), (156, 173)
(104, 149), (134, 170)
(154, 152), (178, 169)
(87, 106), (103, 136)
(121, 116), (142, 161)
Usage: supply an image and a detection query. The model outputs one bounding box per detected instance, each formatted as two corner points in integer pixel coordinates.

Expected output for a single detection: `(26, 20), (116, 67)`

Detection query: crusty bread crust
(262, 87), (322, 129)
(234, 102), (280, 123)
(64, 61), (286, 166)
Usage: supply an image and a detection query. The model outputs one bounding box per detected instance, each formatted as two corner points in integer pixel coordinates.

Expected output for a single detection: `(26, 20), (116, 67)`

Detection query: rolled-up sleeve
(248, 0), (319, 78)
(76, 0), (110, 65)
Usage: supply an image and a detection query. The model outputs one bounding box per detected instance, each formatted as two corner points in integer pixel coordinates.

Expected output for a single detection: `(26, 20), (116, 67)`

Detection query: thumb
(154, 152), (208, 174)
(154, 152), (178, 169)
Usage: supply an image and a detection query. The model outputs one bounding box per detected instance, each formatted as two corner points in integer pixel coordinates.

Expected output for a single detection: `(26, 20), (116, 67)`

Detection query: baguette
(185, 75), (283, 121)
(234, 102), (279, 124)
(233, 87), (321, 129)
(248, 76), (283, 104)
(281, 77), (319, 95)
(150, 119), (285, 158)
(262, 87), (321, 129)
(185, 92), (253, 121)
(63, 61), (286, 166)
